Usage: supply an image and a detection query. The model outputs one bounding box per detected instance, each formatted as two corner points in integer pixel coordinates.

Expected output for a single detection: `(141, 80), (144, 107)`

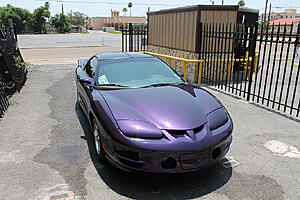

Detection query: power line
(35, 0), (185, 7)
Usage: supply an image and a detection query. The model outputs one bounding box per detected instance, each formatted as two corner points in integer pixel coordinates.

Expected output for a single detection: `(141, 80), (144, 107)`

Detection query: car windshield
(95, 57), (184, 88)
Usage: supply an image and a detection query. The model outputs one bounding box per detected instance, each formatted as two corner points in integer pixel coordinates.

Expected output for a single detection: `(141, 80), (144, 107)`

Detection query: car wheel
(77, 91), (83, 110)
(92, 118), (106, 163)
(77, 90), (81, 103)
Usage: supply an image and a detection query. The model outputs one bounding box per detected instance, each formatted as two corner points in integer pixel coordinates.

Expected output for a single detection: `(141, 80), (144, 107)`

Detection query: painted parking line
(221, 156), (240, 168)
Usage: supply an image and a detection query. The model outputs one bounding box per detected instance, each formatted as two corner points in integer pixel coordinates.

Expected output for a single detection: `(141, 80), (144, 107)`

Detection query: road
(0, 56), (299, 199)
(18, 31), (121, 49)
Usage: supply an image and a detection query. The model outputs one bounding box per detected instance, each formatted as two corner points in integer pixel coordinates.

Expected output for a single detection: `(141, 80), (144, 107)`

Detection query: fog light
(212, 147), (221, 160)
(161, 157), (177, 169)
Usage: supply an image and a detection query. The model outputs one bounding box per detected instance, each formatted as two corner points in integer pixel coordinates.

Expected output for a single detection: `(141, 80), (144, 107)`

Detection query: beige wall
(148, 10), (198, 52)
(148, 9), (237, 53)
(200, 10), (237, 24)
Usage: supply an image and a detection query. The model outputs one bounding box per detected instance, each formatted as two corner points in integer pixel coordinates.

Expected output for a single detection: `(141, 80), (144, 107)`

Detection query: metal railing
(121, 23), (147, 52)
(122, 20), (300, 118)
(0, 19), (26, 118)
(142, 51), (259, 84)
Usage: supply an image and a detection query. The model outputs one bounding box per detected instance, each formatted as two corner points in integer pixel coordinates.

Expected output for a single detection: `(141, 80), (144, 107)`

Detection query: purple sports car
(76, 52), (233, 173)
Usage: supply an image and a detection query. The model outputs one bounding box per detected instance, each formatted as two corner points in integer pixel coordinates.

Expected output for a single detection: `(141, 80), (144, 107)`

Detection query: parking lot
(0, 39), (299, 199)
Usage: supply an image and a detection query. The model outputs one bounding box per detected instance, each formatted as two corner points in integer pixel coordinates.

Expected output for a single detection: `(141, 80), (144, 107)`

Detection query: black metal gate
(198, 21), (300, 118)
(121, 23), (148, 52)
(121, 21), (299, 118)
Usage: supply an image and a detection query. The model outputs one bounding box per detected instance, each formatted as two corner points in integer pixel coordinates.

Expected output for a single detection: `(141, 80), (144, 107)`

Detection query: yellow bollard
(227, 61), (232, 82)
(168, 58), (171, 67)
(245, 51), (249, 79)
(183, 61), (187, 81)
(254, 52), (259, 73)
(198, 62), (203, 84)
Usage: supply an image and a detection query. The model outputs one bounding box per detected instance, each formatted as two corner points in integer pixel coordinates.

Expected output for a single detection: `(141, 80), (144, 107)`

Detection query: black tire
(91, 118), (106, 163)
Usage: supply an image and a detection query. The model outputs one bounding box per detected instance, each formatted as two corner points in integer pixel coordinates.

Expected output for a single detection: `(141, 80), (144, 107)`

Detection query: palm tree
(128, 2), (132, 17)
(238, 0), (245, 6)
(123, 7), (128, 16)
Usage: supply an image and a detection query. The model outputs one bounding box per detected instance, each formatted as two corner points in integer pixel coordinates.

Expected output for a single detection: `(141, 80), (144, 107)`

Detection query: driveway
(0, 49), (299, 199)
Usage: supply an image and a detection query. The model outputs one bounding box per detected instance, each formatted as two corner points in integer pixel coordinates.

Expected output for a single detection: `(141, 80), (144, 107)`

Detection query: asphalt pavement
(0, 61), (299, 200)
(18, 31), (121, 49)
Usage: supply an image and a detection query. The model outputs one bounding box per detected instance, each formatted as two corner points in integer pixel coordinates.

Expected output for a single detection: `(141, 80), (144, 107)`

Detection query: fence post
(198, 22), (203, 84)
(246, 22), (258, 101)
(129, 23), (133, 52)
(121, 25), (124, 52)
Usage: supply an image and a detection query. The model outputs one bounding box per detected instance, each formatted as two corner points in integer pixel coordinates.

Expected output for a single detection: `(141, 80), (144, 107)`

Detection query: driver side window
(85, 57), (97, 78)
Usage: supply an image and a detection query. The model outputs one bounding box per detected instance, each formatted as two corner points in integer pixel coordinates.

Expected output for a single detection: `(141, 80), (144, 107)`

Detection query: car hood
(99, 84), (222, 130)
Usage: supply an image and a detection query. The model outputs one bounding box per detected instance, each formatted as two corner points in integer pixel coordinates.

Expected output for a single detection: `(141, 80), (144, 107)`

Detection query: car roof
(95, 52), (154, 60)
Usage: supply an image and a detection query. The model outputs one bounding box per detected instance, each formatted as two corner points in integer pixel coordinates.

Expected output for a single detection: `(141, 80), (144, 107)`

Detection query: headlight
(117, 120), (163, 139)
(207, 108), (228, 130)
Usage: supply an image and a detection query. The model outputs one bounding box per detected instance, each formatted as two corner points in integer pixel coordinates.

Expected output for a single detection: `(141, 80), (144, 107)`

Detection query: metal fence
(121, 23), (148, 52)
(0, 20), (27, 118)
(121, 21), (300, 118)
(198, 22), (299, 118)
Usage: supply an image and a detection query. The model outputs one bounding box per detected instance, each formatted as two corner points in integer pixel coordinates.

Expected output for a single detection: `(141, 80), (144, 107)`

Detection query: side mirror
(80, 78), (94, 87)
(177, 72), (184, 78)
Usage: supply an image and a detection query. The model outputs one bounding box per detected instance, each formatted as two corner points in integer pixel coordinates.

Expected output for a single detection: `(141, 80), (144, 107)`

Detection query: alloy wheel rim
(94, 125), (101, 155)
(77, 92), (81, 102)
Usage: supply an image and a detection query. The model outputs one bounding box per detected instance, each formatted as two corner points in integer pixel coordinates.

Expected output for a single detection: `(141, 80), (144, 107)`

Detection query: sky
(0, 0), (299, 17)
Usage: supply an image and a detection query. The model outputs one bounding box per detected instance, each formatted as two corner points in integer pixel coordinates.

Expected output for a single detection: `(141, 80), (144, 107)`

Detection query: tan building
(88, 10), (146, 30)
(269, 17), (300, 34)
(261, 8), (300, 21)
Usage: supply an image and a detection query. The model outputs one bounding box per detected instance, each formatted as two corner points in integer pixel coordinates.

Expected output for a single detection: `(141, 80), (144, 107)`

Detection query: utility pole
(71, 10), (73, 21)
(62, 4), (64, 16)
(110, 9), (112, 27)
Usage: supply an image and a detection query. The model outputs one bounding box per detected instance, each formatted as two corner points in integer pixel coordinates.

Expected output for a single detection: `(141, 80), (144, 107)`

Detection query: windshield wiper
(141, 82), (185, 88)
(97, 83), (129, 88)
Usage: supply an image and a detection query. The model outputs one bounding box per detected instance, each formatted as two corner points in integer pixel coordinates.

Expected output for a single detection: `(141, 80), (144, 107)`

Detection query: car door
(78, 56), (97, 113)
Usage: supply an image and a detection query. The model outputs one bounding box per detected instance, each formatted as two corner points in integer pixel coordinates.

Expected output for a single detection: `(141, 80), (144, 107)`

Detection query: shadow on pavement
(75, 102), (232, 199)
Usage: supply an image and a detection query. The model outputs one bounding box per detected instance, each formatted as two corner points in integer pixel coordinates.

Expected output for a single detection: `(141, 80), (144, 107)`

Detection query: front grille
(166, 124), (204, 138)
(193, 125), (204, 133)
(166, 130), (186, 138)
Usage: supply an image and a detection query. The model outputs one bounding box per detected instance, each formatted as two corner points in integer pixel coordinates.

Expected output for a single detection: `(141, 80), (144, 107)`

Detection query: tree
(238, 0), (245, 6)
(31, 2), (50, 33)
(68, 11), (87, 27)
(0, 4), (32, 33)
(51, 13), (71, 33)
(128, 2), (132, 17)
(123, 8), (128, 16)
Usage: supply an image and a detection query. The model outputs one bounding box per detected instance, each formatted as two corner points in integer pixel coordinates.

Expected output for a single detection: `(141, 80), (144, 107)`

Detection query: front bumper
(103, 133), (232, 173)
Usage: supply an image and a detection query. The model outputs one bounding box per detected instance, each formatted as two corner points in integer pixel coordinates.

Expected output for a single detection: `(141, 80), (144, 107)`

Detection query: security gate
(121, 21), (300, 118)
(121, 23), (147, 52)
